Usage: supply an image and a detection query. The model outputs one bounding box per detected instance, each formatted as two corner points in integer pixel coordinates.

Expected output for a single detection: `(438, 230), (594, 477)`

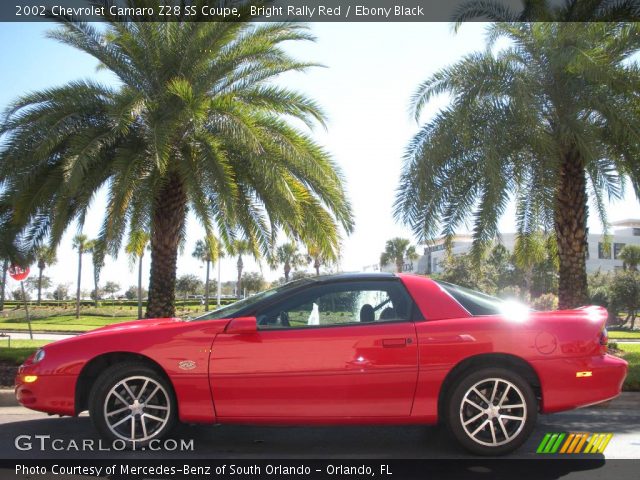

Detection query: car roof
(302, 272), (397, 283)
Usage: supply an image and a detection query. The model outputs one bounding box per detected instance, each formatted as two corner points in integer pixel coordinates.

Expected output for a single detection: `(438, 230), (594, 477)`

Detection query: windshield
(191, 278), (315, 320)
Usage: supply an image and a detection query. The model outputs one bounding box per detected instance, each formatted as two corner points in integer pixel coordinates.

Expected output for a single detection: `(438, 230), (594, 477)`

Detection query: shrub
(531, 293), (558, 311)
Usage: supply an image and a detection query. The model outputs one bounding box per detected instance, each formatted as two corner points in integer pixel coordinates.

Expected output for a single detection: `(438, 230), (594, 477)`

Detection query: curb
(0, 388), (16, 407)
(594, 392), (640, 410)
(1, 388), (639, 410)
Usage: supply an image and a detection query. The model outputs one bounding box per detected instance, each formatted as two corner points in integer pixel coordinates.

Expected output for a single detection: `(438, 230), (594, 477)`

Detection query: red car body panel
(210, 321), (418, 418)
(17, 317), (228, 423)
(15, 274), (627, 426)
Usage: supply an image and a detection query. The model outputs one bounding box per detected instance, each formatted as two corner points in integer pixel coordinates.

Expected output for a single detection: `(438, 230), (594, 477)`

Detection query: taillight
(599, 328), (608, 354)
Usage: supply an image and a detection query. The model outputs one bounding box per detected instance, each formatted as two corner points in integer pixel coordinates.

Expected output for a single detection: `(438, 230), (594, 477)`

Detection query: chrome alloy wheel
(459, 378), (527, 447)
(103, 376), (171, 443)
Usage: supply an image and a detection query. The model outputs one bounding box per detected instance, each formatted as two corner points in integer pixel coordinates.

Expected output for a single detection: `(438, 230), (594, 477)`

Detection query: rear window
(435, 281), (504, 316)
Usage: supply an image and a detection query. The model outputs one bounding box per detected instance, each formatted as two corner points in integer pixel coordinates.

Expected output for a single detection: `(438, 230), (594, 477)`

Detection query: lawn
(0, 304), (214, 333)
(607, 329), (640, 340)
(617, 343), (640, 392)
(0, 339), (49, 365)
(0, 315), (134, 332)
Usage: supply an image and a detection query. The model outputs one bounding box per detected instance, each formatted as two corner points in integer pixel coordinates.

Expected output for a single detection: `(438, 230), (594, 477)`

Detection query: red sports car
(15, 273), (627, 455)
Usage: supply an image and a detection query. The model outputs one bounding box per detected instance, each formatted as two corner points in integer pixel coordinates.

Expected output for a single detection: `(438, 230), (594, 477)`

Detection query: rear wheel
(89, 362), (176, 447)
(447, 368), (537, 455)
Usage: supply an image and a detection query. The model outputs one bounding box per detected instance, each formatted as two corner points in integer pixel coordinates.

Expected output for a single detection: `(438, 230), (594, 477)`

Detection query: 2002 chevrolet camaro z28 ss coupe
(16, 273), (627, 455)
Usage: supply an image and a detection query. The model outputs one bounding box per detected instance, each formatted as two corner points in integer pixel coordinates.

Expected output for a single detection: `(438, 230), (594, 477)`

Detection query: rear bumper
(533, 354), (627, 413)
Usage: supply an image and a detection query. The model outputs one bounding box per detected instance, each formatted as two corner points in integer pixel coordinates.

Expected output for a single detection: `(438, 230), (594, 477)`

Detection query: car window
(191, 278), (314, 321)
(256, 280), (415, 329)
(435, 281), (504, 315)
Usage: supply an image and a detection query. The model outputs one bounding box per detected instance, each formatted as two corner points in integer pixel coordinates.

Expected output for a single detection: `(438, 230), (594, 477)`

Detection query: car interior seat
(379, 307), (396, 321)
(359, 304), (375, 323)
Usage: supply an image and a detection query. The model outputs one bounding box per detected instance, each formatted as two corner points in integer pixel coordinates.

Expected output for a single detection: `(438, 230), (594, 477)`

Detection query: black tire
(446, 367), (537, 456)
(89, 362), (177, 448)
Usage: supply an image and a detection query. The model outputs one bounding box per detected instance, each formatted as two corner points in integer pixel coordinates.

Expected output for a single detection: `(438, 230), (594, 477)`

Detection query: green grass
(0, 315), (133, 332)
(0, 339), (49, 365)
(608, 330), (640, 339)
(0, 303), (216, 333)
(619, 343), (640, 352)
(616, 343), (640, 391)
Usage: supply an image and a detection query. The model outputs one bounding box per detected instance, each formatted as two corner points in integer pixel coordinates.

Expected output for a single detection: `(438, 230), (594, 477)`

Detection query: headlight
(33, 349), (45, 364)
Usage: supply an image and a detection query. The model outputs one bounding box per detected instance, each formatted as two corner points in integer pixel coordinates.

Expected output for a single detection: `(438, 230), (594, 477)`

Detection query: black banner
(3, 459), (640, 480)
(2, 0), (640, 23)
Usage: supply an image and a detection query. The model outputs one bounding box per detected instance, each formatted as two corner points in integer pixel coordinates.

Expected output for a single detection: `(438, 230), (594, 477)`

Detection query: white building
(376, 219), (640, 275)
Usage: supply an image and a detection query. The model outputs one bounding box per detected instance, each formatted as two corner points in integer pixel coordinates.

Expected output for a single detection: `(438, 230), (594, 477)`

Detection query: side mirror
(225, 316), (257, 334)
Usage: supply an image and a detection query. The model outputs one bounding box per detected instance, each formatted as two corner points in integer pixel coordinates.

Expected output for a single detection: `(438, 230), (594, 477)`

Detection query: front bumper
(15, 365), (76, 416)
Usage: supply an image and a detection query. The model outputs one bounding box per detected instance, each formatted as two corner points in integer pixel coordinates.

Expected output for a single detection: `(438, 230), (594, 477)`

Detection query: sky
(1, 21), (640, 296)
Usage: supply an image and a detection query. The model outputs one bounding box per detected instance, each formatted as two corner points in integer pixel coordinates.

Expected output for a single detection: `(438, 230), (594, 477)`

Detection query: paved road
(0, 404), (638, 460)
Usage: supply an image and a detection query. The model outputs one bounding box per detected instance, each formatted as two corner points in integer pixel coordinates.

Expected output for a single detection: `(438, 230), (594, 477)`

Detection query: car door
(209, 279), (420, 419)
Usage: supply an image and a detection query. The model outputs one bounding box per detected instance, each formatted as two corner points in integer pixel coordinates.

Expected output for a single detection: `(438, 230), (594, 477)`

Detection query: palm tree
(395, 22), (640, 309)
(72, 234), (89, 318)
(0, 12), (354, 318)
(306, 244), (324, 276)
(192, 235), (219, 310)
(273, 242), (306, 282)
(125, 230), (150, 319)
(380, 238), (419, 273)
(620, 245), (640, 272)
(452, 0), (640, 25)
(513, 232), (558, 296)
(34, 246), (56, 305)
(230, 239), (252, 297)
(87, 240), (106, 308)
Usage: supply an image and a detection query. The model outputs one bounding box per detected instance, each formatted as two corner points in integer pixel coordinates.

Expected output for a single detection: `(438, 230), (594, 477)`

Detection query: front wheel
(447, 368), (537, 455)
(89, 362), (177, 447)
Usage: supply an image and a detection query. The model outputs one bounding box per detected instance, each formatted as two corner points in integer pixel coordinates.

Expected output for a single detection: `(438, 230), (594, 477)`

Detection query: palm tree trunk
(284, 262), (291, 282)
(555, 148), (589, 310)
(237, 256), (243, 297)
(93, 269), (99, 308)
(204, 260), (210, 310)
(524, 268), (533, 297)
(37, 262), (44, 306)
(75, 250), (82, 319)
(0, 259), (7, 312)
(396, 259), (403, 273)
(137, 253), (143, 319)
(147, 173), (187, 318)
(314, 258), (320, 276)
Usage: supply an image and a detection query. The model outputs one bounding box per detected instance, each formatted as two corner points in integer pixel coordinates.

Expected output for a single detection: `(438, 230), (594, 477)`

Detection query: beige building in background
(369, 219), (640, 275)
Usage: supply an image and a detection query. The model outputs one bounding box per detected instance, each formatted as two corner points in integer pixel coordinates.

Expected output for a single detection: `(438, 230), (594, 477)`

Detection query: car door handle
(382, 338), (410, 347)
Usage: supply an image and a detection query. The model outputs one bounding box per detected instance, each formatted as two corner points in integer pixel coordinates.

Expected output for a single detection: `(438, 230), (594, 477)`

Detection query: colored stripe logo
(537, 433), (613, 454)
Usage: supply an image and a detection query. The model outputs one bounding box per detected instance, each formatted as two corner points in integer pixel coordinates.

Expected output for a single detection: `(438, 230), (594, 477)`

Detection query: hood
(82, 317), (187, 336)
(40, 316), (231, 353)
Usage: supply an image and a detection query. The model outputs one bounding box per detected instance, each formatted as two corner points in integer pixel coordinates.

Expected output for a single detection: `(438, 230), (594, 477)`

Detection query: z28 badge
(178, 360), (196, 370)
